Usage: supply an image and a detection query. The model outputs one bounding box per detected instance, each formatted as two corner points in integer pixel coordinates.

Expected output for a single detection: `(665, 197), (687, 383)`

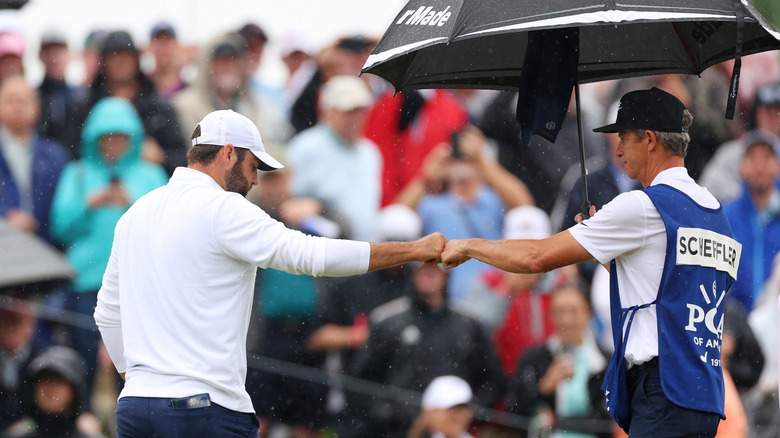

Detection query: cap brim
(592, 123), (623, 133)
(254, 151), (284, 171)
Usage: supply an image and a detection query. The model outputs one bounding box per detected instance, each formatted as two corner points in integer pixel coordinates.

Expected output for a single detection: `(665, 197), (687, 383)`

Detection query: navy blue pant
(626, 359), (720, 437)
(116, 396), (259, 438)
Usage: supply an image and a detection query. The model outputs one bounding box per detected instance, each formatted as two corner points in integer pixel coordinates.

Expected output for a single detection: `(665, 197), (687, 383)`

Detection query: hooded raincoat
(50, 97), (169, 293)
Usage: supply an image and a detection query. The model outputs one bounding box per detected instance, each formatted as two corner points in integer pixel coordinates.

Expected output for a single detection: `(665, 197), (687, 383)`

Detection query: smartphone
(450, 132), (461, 159)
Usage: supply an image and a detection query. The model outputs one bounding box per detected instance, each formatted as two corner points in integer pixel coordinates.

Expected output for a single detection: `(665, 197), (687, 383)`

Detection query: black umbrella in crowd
(0, 219), (74, 294)
(362, 0), (780, 215)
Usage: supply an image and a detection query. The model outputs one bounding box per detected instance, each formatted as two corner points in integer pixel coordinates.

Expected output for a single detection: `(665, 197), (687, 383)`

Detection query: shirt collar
(648, 166), (692, 188)
(0, 127), (31, 152)
(170, 167), (225, 191)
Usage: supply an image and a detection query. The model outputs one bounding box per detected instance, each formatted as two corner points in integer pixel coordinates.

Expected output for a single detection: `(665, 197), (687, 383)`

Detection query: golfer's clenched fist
(416, 232), (448, 264)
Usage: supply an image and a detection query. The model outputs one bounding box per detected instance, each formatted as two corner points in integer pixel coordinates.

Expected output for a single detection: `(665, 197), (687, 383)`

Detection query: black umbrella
(362, 0), (780, 215)
(0, 219), (74, 294)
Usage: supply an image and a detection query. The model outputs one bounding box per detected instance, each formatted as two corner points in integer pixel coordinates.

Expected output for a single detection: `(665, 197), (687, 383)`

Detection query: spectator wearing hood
(10, 346), (107, 438)
(49, 97), (168, 411)
(172, 32), (292, 154)
(64, 30), (187, 175)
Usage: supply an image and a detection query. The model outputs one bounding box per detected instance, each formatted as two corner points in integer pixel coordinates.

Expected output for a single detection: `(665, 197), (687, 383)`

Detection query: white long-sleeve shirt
(94, 167), (370, 413)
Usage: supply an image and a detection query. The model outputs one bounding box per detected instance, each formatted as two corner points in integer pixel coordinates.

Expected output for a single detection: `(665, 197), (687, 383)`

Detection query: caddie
(441, 87), (742, 437)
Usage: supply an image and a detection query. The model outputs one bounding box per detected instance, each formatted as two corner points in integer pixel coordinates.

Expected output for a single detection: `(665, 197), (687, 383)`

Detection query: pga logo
(684, 281), (725, 337)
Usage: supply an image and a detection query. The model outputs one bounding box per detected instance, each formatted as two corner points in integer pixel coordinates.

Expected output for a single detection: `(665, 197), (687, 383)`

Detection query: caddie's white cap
(503, 206), (551, 240)
(191, 109), (284, 171)
(421, 375), (473, 410)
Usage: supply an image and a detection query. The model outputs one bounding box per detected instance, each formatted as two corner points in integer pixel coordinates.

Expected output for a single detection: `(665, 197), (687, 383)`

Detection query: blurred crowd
(0, 14), (779, 438)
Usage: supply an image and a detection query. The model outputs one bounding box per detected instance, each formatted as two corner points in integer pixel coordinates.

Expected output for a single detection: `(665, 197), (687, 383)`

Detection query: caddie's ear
(644, 130), (657, 151)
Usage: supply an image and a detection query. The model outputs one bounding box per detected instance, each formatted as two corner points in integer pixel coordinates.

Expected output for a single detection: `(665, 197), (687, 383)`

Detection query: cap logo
(191, 124), (201, 140)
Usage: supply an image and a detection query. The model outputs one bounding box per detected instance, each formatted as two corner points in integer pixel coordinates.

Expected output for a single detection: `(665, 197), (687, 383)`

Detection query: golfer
(441, 88), (742, 437)
(94, 109), (446, 438)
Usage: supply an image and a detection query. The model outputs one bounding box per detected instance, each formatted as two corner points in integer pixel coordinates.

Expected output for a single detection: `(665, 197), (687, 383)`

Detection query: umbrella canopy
(362, 0), (780, 216)
(363, 0), (780, 91)
(0, 219), (74, 293)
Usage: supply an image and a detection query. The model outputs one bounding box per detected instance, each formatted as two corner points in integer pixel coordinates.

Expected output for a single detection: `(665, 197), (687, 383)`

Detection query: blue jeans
(627, 359), (719, 437)
(117, 396), (259, 438)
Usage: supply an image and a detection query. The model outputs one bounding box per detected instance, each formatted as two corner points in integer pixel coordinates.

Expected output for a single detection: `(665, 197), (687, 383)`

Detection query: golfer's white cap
(421, 375), (473, 410)
(191, 109), (284, 171)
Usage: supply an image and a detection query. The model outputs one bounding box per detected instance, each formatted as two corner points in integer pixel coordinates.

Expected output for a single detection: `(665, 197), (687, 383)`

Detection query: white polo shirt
(568, 167), (719, 365)
(94, 167), (370, 413)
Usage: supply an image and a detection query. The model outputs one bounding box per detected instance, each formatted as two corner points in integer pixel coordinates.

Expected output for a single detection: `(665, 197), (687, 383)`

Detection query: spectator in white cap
(454, 205), (577, 378)
(287, 75), (382, 241)
(454, 205), (554, 333)
(94, 109), (447, 438)
(407, 375), (475, 438)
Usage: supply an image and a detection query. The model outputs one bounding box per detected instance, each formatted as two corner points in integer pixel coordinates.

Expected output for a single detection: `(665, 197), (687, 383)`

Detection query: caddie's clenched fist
(417, 232), (447, 264)
(441, 239), (471, 269)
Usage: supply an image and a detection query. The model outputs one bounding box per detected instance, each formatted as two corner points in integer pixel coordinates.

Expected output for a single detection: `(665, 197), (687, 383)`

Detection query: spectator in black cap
(144, 22), (187, 100)
(172, 32), (291, 154)
(37, 28), (80, 147)
(64, 29), (187, 175)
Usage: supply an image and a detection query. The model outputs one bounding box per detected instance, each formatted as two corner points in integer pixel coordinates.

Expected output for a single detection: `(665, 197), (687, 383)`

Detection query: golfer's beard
(224, 161), (250, 197)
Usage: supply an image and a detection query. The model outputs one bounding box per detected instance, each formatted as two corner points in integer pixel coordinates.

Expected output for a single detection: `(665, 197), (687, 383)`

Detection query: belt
(627, 357), (658, 381)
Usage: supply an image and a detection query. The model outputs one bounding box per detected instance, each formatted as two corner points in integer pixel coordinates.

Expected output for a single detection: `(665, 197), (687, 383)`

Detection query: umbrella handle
(580, 200), (593, 220)
(575, 83), (591, 220)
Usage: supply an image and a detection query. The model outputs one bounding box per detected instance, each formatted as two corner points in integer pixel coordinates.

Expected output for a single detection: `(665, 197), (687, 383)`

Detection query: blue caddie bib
(601, 184), (742, 432)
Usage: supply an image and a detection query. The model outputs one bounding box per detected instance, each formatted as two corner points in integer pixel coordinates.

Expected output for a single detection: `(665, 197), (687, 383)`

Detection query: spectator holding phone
(395, 125), (534, 302)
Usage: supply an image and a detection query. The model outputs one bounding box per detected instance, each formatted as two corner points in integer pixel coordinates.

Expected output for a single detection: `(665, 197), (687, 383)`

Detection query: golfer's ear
(222, 144), (236, 163)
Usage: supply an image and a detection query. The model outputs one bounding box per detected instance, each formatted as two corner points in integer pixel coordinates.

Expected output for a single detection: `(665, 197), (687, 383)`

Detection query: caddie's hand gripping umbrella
(362, 0), (780, 217)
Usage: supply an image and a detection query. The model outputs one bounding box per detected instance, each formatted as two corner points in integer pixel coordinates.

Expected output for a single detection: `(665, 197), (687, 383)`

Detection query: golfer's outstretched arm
(368, 232), (447, 271)
(441, 230), (592, 273)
